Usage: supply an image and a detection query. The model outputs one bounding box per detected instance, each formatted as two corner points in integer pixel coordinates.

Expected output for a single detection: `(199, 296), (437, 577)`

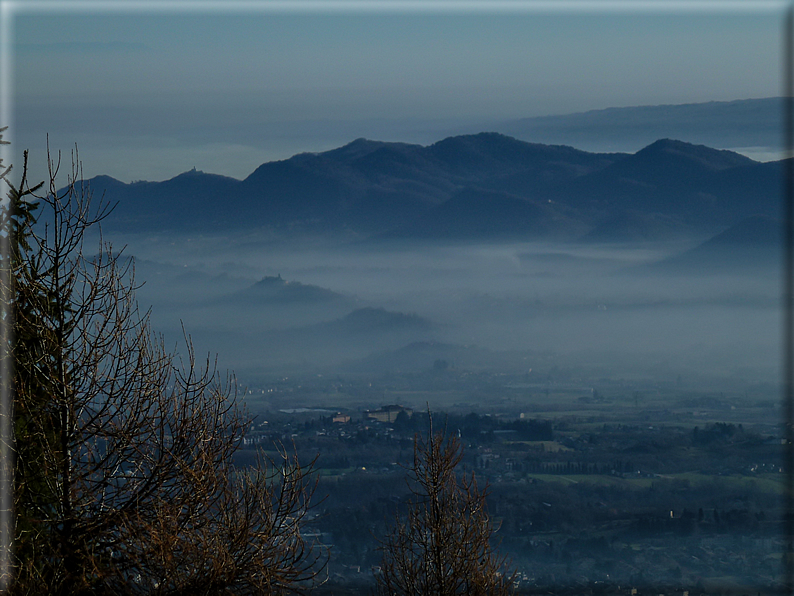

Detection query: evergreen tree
(2, 143), (325, 595)
(2, 147), (57, 592)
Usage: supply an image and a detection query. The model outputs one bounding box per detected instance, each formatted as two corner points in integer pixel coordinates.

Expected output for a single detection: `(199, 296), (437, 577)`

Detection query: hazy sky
(2, 1), (786, 182)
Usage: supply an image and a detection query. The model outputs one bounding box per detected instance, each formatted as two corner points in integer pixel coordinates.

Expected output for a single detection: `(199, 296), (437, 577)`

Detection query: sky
(1, 0), (787, 183)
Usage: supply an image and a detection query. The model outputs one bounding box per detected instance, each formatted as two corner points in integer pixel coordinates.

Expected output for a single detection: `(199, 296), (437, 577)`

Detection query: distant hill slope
(650, 215), (782, 273)
(702, 215), (782, 247)
(231, 275), (350, 305)
(579, 210), (693, 243)
(318, 307), (434, 336)
(79, 133), (781, 243)
(384, 187), (583, 240)
(613, 138), (754, 178)
(549, 139), (761, 225)
(496, 97), (783, 151)
(93, 168), (241, 229)
(241, 307), (437, 367)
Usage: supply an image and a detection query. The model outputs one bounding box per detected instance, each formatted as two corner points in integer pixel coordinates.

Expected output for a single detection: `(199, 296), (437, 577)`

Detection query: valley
(86, 131), (787, 594)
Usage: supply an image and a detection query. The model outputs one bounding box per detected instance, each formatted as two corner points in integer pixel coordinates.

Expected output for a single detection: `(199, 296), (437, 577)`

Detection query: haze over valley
(78, 121), (783, 393)
(10, 4), (792, 590)
(77, 113), (785, 590)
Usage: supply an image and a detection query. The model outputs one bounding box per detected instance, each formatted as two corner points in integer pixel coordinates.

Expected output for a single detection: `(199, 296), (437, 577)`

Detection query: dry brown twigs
(3, 140), (325, 595)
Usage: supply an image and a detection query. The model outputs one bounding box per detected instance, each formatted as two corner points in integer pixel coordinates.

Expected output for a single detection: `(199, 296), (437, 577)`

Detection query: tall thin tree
(375, 416), (515, 596)
(3, 144), (325, 595)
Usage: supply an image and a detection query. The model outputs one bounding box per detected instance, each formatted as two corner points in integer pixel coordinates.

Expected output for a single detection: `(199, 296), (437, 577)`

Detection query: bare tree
(3, 145), (325, 595)
(375, 417), (515, 596)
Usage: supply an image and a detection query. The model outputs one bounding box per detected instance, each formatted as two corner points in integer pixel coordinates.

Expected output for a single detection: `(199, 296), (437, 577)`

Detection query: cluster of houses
(242, 405), (414, 447)
(325, 404), (415, 425)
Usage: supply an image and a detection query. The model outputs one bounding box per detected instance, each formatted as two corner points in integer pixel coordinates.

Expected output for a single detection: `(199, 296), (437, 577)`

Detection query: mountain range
(495, 97), (782, 152)
(82, 133), (784, 242)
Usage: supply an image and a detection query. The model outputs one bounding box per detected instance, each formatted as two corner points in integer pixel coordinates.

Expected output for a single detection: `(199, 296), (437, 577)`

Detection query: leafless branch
(375, 414), (516, 596)
(4, 146), (325, 595)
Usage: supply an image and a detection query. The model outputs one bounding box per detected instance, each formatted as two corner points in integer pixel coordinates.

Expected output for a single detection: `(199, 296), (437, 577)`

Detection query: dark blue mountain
(650, 215), (782, 273)
(326, 307), (433, 335)
(547, 139), (760, 225)
(579, 210), (693, 243)
(385, 187), (582, 240)
(230, 275), (351, 305)
(75, 133), (781, 242)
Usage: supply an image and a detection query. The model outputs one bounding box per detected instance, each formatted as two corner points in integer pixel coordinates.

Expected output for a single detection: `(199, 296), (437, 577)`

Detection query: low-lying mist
(111, 230), (781, 390)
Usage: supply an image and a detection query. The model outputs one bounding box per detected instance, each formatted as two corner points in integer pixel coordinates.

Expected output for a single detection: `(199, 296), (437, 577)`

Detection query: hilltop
(79, 134), (780, 244)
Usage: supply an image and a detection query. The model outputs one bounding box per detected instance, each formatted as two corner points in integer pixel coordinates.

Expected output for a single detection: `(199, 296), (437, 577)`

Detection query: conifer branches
(3, 144), (324, 595)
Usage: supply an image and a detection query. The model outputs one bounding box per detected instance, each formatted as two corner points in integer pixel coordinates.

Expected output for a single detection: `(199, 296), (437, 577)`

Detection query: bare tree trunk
(376, 414), (515, 596)
(0, 126), (14, 594)
(4, 143), (327, 595)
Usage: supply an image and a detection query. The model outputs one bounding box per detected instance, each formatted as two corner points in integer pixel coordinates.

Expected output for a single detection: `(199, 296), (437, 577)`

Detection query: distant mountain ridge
(81, 132), (783, 243)
(495, 97), (783, 151)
